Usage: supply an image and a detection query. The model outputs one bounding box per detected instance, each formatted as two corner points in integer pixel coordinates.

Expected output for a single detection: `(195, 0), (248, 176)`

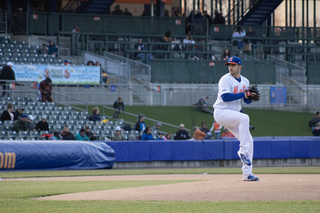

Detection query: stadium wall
(106, 137), (320, 168)
(1, 137), (319, 170)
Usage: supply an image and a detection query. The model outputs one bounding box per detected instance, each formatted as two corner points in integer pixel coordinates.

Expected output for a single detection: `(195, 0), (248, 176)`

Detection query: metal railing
(102, 105), (191, 132)
(2, 80), (320, 113)
(267, 55), (307, 85)
(104, 52), (151, 82)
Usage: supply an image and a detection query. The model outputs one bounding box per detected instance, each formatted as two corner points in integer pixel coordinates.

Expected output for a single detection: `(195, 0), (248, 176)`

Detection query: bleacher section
(0, 36), (62, 66)
(0, 96), (143, 141)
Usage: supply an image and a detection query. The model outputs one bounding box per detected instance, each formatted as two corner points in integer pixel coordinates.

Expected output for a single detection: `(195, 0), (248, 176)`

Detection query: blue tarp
(0, 141), (115, 170)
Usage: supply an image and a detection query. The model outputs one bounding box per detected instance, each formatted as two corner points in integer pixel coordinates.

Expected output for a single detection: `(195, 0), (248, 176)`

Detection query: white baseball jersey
(213, 73), (249, 112)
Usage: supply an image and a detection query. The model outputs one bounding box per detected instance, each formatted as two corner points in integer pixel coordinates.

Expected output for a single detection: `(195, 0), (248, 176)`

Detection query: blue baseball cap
(21, 114), (29, 118)
(225, 56), (242, 65)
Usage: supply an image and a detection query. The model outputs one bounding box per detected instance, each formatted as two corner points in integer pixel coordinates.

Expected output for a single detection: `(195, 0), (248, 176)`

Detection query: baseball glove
(245, 85), (260, 101)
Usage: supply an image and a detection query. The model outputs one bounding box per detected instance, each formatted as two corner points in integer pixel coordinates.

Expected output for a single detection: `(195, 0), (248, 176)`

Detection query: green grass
(1, 167), (320, 179)
(0, 168), (319, 213)
(79, 105), (313, 136)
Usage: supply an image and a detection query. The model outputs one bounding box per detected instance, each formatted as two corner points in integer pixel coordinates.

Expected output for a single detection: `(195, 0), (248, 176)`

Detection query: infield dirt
(7, 174), (320, 202)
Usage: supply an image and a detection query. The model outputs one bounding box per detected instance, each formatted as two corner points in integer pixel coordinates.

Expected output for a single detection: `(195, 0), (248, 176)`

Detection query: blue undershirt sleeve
(221, 93), (245, 102)
(244, 98), (252, 104)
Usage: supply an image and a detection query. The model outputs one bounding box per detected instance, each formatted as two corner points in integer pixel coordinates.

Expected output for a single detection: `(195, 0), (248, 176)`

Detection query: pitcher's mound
(33, 174), (320, 201)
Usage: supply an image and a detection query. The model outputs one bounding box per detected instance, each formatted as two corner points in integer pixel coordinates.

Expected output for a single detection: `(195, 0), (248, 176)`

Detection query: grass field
(0, 167), (319, 213)
(78, 105), (314, 137)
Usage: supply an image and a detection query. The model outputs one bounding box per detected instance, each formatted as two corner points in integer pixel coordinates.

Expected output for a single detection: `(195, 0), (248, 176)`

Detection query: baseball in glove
(245, 85), (260, 101)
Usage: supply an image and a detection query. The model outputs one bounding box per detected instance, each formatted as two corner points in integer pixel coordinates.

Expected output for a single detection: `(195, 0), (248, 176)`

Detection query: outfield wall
(106, 137), (320, 168)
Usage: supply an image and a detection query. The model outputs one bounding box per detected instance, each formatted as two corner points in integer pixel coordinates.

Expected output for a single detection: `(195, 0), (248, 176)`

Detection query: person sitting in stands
(36, 116), (49, 132)
(62, 126), (76, 140)
(135, 114), (146, 133)
(141, 127), (154, 140)
(85, 125), (97, 141)
(26, 115), (36, 131)
(309, 111), (320, 128)
(75, 128), (90, 141)
(112, 126), (125, 141)
(174, 124), (190, 140)
(200, 121), (210, 134)
(51, 131), (62, 140)
(1, 102), (15, 122)
(222, 48), (231, 60)
(312, 122), (320, 136)
(12, 114), (29, 132)
(48, 40), (58, 55)
(89, 106), (102, 122)
(13, 106), (24, 121)
(192, 126), (206, 140)
(156, 132), (165, 140)
(221, 128), (235, 138)
(134, 38), (153, 63)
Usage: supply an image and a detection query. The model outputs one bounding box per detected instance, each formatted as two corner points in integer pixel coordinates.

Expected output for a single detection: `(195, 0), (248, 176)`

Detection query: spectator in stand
(312, 122), (320, 136)
(51, 131), (62, 140)
(172, 8), (181, 17)
(112, 97), (124, 119)
(196, 96), (213, 115)
(156, 132), (165, 140)
(75, 128), (90, 141)
(164, 9), (170, 17)
(194, 125), (213, 140)
(39, 77), (53, 102)
(95, 61), (108, 85)
(192, 126), (207, 140)
(200, 122), (210, 134)
(1, 102), (14, 122)
(232, 27), (246, 53)
(64, 59), (70, 65)
(85, 125), (97, 141)
(141, 127), (154, 140)
(12, 114), (29, 132)
(219, 12), (225, 24)
(134, 38), (153, 63)
(165, 133), (172, 140)
(222, 48), (231, 60)
(48, 40), (58, 55)
(174, 124), (190, 140)
(124, 8), (132, 16)
(13, 106), (24, 121)
(183, 33), (197, 59)
(87, 60), (94, 66)
(62, 126), (76, 140)
(203, 10), (213, 26)
(162, 31), (176, 43)
(210, 121), (222, 139)
(135, 114), (146, 133)
(0, 62), (16, 98)
(245, 26), (258, 45)
(309, 111), (320, 128)
(155, 122), (162, 131)
(221, 128), (235, 138)
(113, 126), (125, 141)
(36, 116), (49, 132)
(26, 115), (36, 131)
(186, 10), (195, 34)
(112, 4), (123, 15)
(213, 10), (221, 24)
(89, 106), (102, 122)
(40, 43), (48, 55)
